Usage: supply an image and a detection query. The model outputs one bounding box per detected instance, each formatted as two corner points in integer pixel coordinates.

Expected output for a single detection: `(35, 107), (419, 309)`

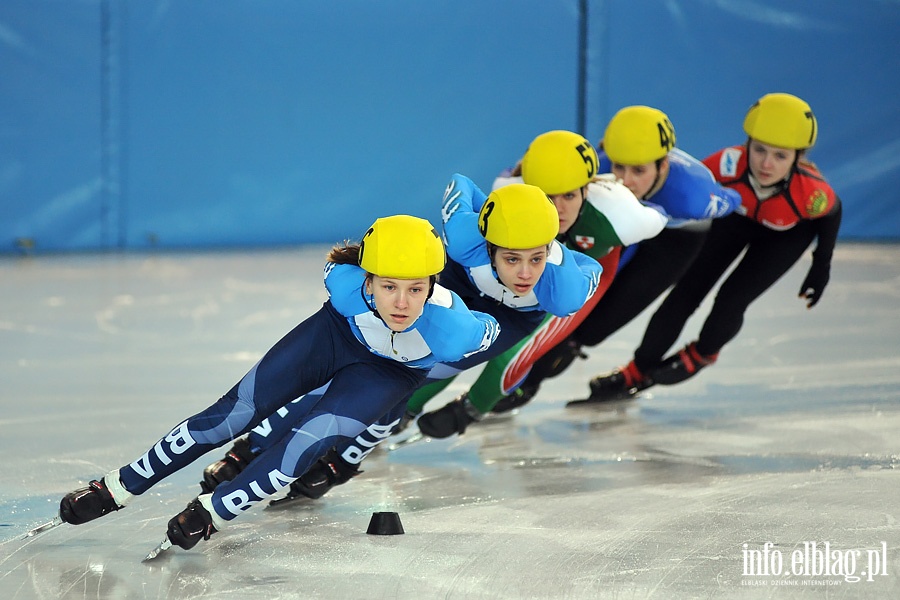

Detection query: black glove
(417, 399), (476, 438)
(800, 198), (841, 309)
(798, 258), (830, 308)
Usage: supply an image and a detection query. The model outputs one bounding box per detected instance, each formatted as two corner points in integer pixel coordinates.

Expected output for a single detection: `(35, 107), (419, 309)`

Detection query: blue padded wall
(1, 0), (898, 253)
(1, 3), (106, 250)
(583, 0), (900, 241)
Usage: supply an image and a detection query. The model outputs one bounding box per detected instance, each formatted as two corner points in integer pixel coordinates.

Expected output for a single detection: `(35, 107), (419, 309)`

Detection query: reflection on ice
(2, 245), (899, 598)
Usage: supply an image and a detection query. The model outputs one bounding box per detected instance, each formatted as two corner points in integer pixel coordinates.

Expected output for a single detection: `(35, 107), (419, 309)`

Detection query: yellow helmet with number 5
(521, 130), (599, 195)
(478, 183), (559, 249)
(602, 105), (676, 165)
(359, 215), (445, 278)
(743, 93), (817, 149)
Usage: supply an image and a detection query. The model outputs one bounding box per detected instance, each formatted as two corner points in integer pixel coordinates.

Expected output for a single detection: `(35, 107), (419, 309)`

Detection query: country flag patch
(807, 190), (828, 217)
(575, 235), (594, 250)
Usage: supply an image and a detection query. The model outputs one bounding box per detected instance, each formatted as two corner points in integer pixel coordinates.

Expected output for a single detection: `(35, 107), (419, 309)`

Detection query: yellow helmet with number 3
(521, 130), (599, 195)
(359, 215), (445, 278)
(743, 93), (817, 150)
(478, 183), (559, 249)
(602, 105), (676, 165)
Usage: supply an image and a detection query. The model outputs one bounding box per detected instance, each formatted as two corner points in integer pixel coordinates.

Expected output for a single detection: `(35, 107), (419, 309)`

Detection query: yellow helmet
(521, 130), (599, 195)
(478, 183), (559, 249)
(602, 105), (676, 165)
(743, 93), (817, 149)
(359, 215), (445, 278)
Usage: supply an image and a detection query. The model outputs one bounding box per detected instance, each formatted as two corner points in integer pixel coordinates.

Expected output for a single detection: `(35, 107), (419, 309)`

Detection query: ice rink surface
(1, 243), (898, 599)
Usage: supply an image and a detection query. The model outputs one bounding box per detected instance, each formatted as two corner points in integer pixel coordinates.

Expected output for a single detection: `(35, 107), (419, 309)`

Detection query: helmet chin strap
(569, 186), (589, 231)
(744, 139), (797, 192)
(361, 275), (382, 321)
(643, 158), (668, 200)
(558, 187), (588, 245)
(485, 243), (508, 292)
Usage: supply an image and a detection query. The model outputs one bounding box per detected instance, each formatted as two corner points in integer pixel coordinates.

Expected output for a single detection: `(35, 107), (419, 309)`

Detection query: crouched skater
(57, 215), (500, 552)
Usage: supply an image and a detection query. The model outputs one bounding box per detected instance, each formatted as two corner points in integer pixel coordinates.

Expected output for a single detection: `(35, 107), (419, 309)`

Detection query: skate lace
(684, 343), (718, 371)
(621, 361), (646, 387)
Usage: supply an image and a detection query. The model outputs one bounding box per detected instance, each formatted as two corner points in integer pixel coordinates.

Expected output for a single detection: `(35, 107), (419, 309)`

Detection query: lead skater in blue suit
(56, 215), (500, 552)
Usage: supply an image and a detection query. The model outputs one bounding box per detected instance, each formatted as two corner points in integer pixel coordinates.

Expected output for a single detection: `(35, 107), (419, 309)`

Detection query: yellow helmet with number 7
(521, 130), (599, 195)
(478, 183), (559, 249)
(602, 105), (676, 165)
(743, 93), (817, 150)
(359, 215), (445, 278)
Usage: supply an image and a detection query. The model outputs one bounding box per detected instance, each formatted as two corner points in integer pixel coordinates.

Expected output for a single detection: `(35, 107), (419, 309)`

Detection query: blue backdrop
(2, 0), (899, 253)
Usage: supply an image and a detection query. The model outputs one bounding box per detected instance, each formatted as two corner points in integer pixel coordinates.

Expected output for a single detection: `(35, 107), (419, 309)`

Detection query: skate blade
(268, 493), (309, 508)
(481, 411), (517, 422)
(566, 391), (642, 407)
(21, 515), (64, 540)
(142, 537), (172, 562)
(386, 432), (427, 452)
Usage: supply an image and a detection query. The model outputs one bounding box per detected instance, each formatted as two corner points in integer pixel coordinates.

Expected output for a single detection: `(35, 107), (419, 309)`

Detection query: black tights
(633, 213), (817, 371)
(523, 226), (708, 386)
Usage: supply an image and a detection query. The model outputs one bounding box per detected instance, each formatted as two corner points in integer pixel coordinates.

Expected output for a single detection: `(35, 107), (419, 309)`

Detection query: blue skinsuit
(116, 261), (499, 522)
(612, 148), (741, 267)
(246, 174), (603, 464)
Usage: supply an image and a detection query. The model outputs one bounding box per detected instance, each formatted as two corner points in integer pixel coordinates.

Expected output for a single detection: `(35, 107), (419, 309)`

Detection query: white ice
(1, 243), (898, 599)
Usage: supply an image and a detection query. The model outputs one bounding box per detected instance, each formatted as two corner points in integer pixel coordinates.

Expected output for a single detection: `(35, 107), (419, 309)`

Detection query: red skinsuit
(704, 145), (836, 231)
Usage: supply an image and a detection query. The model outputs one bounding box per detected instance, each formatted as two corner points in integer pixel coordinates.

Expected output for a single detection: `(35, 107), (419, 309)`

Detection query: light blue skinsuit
(117, 260), (499, 522)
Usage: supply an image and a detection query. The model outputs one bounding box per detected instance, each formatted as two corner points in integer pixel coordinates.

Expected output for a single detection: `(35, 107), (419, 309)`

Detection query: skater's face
(548, 186), (585, 235)
(492, 245), (550, 297)
(610, 160), (661, 199)
(747, 139), (796, 186)
(367, 275), (430, 332)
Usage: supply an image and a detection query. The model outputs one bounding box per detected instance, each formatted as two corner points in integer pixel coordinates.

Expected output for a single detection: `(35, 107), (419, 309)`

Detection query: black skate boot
(490, 383), (538, 414)
(270, 447), (361, 506)
(200, 437), (257, 493)
(167, 497), (218, 550)
(417, 393), (482, 438)
(59, 471), (131, 525)
(651, 341), (718, 385)
(584, 360), (653, 402)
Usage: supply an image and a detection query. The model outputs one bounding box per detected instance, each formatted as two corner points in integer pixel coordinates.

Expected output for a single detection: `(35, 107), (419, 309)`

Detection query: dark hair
(797, 150), (818, 170)
(326, 242), (361, 265)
